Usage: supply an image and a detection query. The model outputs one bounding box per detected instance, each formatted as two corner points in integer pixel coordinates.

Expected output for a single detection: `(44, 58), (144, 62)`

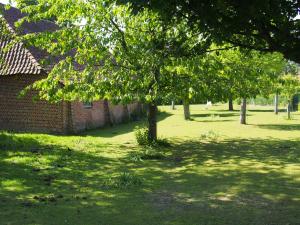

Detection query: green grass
(0, 104), (299, 225)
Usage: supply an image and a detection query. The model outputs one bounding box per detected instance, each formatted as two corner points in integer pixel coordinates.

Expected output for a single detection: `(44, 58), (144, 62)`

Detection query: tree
(261, 59), (298, 115)
(166, 53), (224, 120)
(14, 1), (210, 142)
(228, 98), (234, 111)
(278, 74), (300, 119)
(213, 49), (285, 124)
(120, 0), (300, 63)
(165, 61), (193, 120)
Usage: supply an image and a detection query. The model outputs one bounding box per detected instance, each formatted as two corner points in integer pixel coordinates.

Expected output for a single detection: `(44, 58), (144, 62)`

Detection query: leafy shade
(120, 0), (300, 63)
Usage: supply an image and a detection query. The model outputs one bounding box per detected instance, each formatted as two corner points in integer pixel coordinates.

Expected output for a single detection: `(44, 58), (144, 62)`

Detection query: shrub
(134, 126), (149, 146)
(135, 126), (171, 147)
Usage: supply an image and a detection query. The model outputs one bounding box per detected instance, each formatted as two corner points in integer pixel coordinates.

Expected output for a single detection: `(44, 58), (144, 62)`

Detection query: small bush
(134, 126), (149, 146)
(134, 126), (171, 147)
(102, 172), (142, 189)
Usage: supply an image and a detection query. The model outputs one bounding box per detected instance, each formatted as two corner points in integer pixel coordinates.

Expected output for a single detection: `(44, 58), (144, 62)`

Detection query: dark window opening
(83, 102), (93, 108)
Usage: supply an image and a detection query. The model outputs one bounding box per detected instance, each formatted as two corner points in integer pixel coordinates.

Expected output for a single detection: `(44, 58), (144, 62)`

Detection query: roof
(0, 3), (59, 76)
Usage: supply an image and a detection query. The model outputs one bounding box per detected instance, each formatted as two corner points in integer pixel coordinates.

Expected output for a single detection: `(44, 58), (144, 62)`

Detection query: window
(83, 102), (93, 109)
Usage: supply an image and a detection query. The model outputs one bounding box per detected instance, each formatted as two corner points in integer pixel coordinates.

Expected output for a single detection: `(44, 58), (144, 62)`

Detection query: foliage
(134, 126), (149, 146)
(12, 1), (209, 105)
(122, 0), (300, 63)
(12, 0), (213, 141)
(284, 61), (299, 75)
(279, 74), (300, 100)
(165, 55), (220, 104)
(215, 50), (285, 100)
(164, 48), (287, 106)
(134, 126), (170, 147)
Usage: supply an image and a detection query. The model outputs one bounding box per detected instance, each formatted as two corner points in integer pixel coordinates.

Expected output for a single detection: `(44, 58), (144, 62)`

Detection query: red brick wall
(0, 74), (67, 133)
(0, 74), (144, 134)
(127, 102), (143, 120)
(71, 101), (143, 133)
(109, 103), (129, 124)
(70, 100), (108, 133)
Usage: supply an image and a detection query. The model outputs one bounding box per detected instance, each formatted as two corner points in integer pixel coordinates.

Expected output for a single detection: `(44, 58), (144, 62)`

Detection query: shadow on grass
(192, 119), (235, 123)
(190, 112), (240, 122)
(191, 113), (239, 118)
(248, 109), (286, 112)
(210, 109), (240, 112)
(257, 124), (300, 131)
(0, 132), (299, 225)
(81, 111), (172, 138)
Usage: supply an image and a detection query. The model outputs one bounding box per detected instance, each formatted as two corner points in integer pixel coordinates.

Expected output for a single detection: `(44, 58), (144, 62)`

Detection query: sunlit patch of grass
(1, 180), (26, 192)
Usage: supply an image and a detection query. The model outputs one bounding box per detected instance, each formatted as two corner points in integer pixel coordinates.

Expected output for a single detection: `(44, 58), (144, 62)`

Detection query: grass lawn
(0, 104), (299, 225)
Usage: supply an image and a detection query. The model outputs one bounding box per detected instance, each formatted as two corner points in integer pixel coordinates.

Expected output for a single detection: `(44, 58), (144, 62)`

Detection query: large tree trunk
(240, 98), (247, 124)
(148, 103), (157, 142)
(274, 93), (279, 115)
(228, 98), (234, 111)
(171, 100), (175, 110)
(287, 100), (291, 119)
(183, 99), (190, 120)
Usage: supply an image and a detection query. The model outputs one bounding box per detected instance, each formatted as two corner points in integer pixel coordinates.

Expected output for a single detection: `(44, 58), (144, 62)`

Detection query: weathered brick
(0, 74), (143, 134)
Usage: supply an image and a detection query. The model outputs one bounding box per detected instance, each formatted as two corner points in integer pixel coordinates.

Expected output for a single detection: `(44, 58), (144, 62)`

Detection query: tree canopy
(119, 0), (300, 63)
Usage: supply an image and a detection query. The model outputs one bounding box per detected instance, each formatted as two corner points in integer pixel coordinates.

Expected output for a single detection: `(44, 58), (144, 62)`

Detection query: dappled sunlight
(1, 105), (300, 224)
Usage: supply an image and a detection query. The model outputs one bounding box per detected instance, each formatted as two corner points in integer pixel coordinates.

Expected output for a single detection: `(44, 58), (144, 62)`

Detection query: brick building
(0, 4), (142, 134)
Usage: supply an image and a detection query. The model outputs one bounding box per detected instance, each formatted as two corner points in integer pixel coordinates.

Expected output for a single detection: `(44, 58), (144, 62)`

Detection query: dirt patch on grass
(148, 190), (205, 212)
